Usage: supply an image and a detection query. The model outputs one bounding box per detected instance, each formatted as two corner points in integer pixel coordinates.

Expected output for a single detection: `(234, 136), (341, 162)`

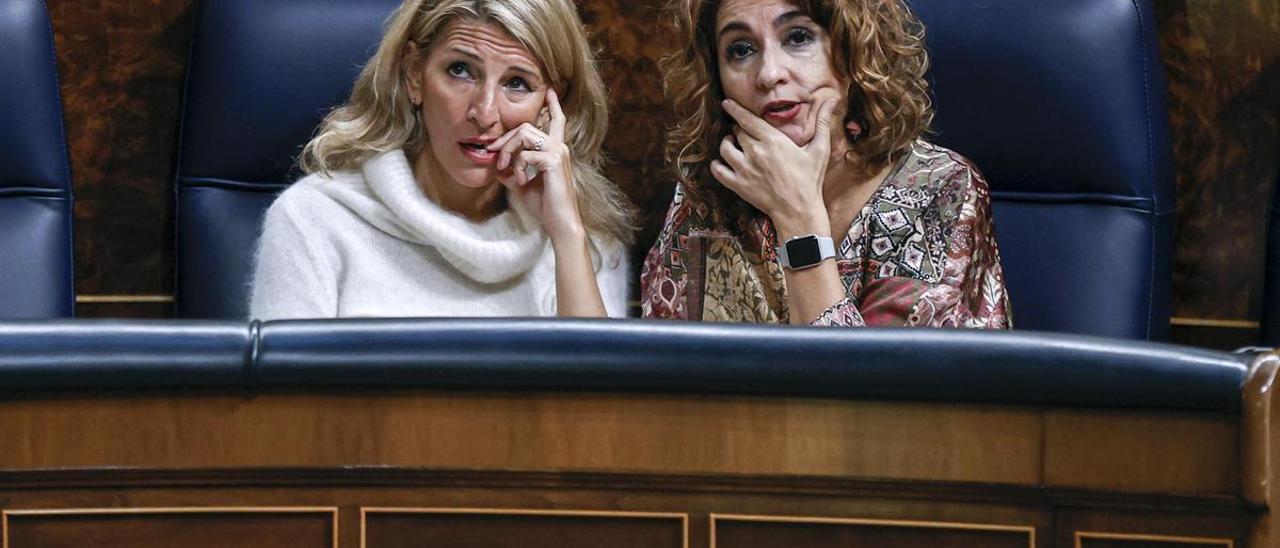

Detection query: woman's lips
(459, 142), (497, 165)
(762, 101), (801, 124)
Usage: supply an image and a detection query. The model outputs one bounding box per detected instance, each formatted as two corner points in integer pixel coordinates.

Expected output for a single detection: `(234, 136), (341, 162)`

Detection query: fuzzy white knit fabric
(248, 149), (629, 320)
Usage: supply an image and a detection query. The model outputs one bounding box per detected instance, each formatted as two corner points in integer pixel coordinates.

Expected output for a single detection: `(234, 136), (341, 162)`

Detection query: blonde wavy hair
(660, 0), (933, 227)
(300, 0), (636, 245)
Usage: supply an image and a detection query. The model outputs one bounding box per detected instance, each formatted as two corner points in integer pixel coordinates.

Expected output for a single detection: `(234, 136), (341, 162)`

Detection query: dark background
(51, 0), (1279, 348)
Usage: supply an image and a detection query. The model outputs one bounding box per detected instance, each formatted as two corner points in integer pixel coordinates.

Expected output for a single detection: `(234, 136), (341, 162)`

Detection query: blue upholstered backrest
(1263, 171), (1279, 346)
(910, 0), (1175, 339)
(175, 0), (1176, 340)
(174, 0), (400, 319)
(0, 0), (74, 319)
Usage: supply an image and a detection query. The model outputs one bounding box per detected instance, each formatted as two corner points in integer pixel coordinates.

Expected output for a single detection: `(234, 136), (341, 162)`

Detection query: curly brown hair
(660, 0), (933, 228)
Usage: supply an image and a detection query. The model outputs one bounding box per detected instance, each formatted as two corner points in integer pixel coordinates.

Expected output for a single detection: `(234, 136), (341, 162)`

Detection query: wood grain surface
(0, 387), (1253, 547)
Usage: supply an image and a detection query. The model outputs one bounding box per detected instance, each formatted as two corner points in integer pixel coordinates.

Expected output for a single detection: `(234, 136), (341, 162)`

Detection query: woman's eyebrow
(508, 64), (541, 80)
(443, 45), (541, 80)
(443, 45), (483, 62)
(718, 21), (751, 41)
(773, 10), (806, 28)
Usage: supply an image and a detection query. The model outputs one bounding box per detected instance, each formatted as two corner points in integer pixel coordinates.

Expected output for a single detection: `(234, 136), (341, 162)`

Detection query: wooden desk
(1, 353), (1275, 547)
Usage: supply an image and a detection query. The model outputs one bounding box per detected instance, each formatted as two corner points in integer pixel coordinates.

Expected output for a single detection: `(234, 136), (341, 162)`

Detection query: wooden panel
(1055, 507), (1244, 548)
(711, 514), (1033, 548)
(1044, 410), (1238, 495)
(578, 0), (678, 263)
(0, 393), (1042, 486)
(0, 471), (1244, 548)
(361, 508), (685, 548)
(1169, 324), (1260, 352)
(1156, 0), (1279, 326)
(2, 508), (336, 548)
(1075, 532), (1233, 548)
(0, 467), (1067, 548)
(49, 0), (197, 300)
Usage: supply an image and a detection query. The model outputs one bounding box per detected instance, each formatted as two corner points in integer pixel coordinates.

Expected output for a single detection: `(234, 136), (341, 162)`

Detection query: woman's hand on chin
(710, 94), (839, 237)
(489, 88), (585, 245)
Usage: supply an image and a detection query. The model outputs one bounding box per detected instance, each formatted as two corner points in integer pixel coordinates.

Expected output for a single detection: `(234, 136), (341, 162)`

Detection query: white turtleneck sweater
(248, 149), (629, 320)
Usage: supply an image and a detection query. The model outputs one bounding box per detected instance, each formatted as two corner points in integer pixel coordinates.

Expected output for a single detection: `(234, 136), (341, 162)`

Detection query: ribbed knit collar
(315, 149), (547, 284)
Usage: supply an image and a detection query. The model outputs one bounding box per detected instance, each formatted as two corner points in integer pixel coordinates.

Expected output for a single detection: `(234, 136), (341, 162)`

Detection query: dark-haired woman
(642, 0), (1011, 327)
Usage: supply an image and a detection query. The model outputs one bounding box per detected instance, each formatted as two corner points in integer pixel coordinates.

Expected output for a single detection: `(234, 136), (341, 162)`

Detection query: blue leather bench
(0, 319), (1250, 412)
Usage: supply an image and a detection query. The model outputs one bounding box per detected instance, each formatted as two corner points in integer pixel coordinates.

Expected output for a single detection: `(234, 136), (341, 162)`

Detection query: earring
(845, 120), (864, 142)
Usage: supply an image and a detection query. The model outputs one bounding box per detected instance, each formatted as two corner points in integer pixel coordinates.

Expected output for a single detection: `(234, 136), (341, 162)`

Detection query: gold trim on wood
(1170, 317), (1260, 329)
(75, 294), (175, 304)
(1075, 531), (1234, 547)
(2, 507), (338, 548)
(359, 507), (689, 548)
(710, 513), (1035, 548)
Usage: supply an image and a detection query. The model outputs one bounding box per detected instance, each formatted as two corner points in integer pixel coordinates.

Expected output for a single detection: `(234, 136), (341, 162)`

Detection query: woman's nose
(756, 46), (789, 90)
(466, 87), (500, 128)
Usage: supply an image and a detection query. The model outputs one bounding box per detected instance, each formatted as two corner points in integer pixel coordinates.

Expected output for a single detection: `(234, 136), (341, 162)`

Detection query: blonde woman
(642, 0), (1011, 327)
(250, 0), (635, 320)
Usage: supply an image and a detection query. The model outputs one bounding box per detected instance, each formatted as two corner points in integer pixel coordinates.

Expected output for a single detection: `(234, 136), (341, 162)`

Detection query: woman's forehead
(716, 0), (807, 29)
(430, 19), (542, 72)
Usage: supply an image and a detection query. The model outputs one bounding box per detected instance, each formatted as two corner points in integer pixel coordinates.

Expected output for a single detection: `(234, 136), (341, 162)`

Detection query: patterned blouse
(640, 140), (1012, 328)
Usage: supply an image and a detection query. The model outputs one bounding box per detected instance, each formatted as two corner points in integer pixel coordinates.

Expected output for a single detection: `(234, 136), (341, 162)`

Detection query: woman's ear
(402, 41), (422, 106)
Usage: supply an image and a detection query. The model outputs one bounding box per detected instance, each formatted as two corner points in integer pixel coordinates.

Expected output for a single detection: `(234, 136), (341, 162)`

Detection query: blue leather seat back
(175, 0), (400, 319)
(910, 0), (1175, 339)
(1263, 171), (1280, 346)
(0, 0), (74, 319)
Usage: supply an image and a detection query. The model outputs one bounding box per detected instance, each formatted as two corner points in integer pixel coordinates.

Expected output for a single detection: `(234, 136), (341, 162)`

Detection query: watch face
(785, 237), (823, 267)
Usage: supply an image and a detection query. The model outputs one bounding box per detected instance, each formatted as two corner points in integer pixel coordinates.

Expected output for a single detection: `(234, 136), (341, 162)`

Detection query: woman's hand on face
(710, 94), (839, 235)
(488, 89), (585, 243)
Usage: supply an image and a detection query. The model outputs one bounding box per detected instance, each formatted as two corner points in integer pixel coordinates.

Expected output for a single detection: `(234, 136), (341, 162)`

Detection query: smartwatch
(776, 234), (835, 270)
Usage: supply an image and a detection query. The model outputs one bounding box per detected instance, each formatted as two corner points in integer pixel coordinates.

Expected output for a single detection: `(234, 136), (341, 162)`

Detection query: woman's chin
(447, 166), (499, 189)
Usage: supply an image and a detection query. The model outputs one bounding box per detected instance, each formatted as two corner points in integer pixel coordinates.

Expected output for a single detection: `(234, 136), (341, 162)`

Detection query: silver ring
(533, 137), (545, 151)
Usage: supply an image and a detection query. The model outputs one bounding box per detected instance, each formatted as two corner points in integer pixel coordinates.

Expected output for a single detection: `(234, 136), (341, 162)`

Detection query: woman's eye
(505, 76), (532, 92)
(785, 27), (815, 47)
(447, 62), (472, 79)
(725, 40), (755, 60)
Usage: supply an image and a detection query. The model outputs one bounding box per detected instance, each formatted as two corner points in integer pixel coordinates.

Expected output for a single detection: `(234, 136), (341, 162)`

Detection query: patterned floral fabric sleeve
(640, 185), (691, 320)
(913, 162), (1010, 328)
(815, 155), (1011, 328)
(809, 297), (866, 326)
